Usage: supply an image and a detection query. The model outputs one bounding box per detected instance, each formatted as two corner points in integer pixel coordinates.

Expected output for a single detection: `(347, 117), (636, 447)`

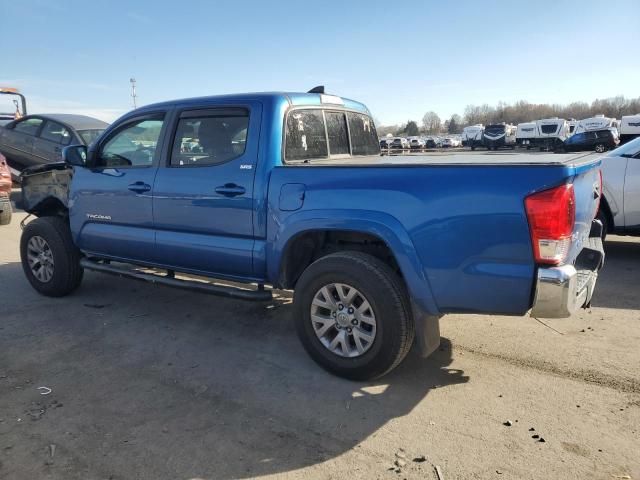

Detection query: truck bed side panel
(267, 164), (589, 316)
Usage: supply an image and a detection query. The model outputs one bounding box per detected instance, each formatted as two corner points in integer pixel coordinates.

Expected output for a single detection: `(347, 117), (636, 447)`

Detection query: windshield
(78, 129), (105, 145)
(610, 137), (640, 157)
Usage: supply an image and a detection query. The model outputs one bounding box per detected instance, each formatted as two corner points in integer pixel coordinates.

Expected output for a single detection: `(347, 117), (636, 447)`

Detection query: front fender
(266, 208), (440, 317)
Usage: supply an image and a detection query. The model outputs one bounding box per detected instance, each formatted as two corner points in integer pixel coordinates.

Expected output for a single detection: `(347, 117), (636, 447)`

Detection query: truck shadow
(590, 238), (640, 310)
(0, 263), (468, 480)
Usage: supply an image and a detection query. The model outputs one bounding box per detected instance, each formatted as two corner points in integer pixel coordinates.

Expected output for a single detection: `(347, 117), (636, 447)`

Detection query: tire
(20, 216), (84, 297)
(293, 251), (415, 381)
(594, 143), (606, 153)
(0, 198), (11, 226)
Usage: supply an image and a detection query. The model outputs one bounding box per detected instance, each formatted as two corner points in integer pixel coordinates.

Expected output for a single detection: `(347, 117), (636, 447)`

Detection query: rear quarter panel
(267, 163), (595, 316)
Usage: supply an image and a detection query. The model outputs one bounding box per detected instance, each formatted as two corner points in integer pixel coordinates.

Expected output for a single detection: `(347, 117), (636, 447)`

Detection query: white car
(599, 137), (640, 238)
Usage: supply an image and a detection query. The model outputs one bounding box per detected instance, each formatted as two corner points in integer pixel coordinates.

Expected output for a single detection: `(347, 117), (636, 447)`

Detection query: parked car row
(380, 135), (462, 152)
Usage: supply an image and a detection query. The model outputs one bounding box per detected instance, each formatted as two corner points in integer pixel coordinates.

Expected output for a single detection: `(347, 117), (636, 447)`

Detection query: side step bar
(79, 259), (273, 302)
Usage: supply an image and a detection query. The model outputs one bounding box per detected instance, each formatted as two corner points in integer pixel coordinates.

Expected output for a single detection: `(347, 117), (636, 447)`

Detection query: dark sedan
(0, 113), (109, 171)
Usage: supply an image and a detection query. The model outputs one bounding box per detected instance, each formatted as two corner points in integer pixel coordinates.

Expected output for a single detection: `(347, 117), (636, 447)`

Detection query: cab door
(152, 103), (261, 279)
(69, 112), (169, 262)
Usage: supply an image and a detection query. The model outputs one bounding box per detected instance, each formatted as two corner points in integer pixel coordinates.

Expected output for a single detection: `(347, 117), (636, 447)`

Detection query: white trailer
(516, 122), (537, 149)
(619, 114), (640, 144)
(574, 115), (616, 134)
(536, 118), (570, 150)
(461, 124), (484, 149)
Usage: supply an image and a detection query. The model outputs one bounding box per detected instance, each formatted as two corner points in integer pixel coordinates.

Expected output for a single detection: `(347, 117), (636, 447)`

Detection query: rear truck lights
(525, 183), (575, 265)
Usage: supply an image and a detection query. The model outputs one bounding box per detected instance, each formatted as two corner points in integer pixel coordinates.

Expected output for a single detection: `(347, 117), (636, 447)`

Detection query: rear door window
(170, 108), (249, 167)
(285, 110), (328, 161)
(347, 112), (379, 155)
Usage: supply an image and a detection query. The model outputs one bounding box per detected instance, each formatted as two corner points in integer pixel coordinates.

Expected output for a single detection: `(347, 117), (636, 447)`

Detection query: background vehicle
(462, 124), (483, 150)
(0, 87), (27, 127)
(561, 128), (619, 153)
(482, 123), (517, 150)
(0, 153), (11, 225)
(619, 114), (640, 144)
(536, 118), (570, 151)
(0, 114), (109, 172)
(389, 137), (409, 150)
(409, 137), (426, 150)
(442, 137), (461, 148)
(597, 137), (640, 238)
(516, 122), (537, 149)
(18, 90), (604, 381)
(425, 137), (438, 148)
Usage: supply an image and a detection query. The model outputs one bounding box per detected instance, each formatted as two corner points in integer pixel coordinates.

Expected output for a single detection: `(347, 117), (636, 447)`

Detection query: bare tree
(422, 111), (441, 134)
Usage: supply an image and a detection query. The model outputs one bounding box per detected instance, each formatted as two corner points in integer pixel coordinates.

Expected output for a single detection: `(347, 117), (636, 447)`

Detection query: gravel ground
(0, 208), (638, 480)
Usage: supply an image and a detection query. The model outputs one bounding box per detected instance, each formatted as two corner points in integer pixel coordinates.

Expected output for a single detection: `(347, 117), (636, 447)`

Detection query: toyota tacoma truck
(18, 89), (605, 380)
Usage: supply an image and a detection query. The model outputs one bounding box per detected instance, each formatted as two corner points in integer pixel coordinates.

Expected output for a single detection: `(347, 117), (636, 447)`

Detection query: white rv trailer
(515, 122), (537, 149)
(535, 118), (570, 150)
(482, 123), (517, 150)
(574, 114), (616, 134)
(461, 124), (484, 149)
(619, 114), (640, 144)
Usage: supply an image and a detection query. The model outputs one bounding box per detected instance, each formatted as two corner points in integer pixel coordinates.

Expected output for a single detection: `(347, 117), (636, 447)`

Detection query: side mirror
(62, 145), (87, 167)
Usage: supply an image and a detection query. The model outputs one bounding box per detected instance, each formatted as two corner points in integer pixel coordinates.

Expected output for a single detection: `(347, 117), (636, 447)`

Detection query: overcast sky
(1, 0), (639, 125)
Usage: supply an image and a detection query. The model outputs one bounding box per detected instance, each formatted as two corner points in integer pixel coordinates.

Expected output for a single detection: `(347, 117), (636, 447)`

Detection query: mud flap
(411, 302), (441, 357)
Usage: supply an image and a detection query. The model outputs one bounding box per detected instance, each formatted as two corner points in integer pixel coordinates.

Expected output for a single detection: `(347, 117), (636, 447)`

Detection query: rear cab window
(284, 108), (379, 162)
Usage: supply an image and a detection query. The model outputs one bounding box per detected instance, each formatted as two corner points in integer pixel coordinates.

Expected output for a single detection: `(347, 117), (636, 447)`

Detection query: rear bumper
(531, 220), (605, 318)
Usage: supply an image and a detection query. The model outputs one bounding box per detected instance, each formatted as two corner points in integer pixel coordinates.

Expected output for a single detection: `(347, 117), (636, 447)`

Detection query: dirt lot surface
(1, 207), (639, 480)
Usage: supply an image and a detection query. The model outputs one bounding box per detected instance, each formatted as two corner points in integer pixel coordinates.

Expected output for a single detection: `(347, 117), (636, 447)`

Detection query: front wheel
(293, 251), (415, 380)
(594, 143), (606, 153)
(20, 216), (84, 297)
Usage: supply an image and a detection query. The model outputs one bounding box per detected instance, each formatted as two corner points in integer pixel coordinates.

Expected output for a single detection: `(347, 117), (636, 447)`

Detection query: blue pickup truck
(19, 89), (605, 380)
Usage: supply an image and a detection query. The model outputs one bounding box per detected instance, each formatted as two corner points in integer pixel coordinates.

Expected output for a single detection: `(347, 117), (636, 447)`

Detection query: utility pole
(130, 78), (137, 109)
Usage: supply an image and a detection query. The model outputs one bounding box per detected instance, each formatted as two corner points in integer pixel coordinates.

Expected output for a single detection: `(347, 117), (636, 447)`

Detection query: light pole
(130, 78), (137, 109)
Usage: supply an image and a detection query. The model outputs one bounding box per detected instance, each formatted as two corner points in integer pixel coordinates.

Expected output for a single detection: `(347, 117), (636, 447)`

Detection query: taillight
(525, 183), (575, 265)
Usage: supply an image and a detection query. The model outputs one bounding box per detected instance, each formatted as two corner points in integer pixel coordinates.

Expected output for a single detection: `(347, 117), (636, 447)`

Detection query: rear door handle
(215, 183), (246, 197)
(128, 181), (151, 193)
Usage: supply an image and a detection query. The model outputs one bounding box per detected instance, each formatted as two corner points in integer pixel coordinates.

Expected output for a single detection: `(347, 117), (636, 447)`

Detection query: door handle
(128, 181), (151, 193)
(215, 183), (246, 197)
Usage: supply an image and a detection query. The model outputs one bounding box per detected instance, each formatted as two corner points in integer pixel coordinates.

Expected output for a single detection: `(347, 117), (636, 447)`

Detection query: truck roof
(136, 92), (370, 115)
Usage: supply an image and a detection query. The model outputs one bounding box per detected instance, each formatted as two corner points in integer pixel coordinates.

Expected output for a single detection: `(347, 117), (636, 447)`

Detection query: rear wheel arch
(278, 229), (401, 290)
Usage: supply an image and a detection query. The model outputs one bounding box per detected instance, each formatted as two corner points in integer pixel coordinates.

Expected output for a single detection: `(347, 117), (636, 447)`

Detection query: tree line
(378, 95), (640, 136)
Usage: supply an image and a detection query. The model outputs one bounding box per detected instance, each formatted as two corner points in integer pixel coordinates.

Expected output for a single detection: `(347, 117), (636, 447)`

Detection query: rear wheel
(594, 143), (606, 153)
(293, 251), (415, 381)
(20, 216), (84, 297)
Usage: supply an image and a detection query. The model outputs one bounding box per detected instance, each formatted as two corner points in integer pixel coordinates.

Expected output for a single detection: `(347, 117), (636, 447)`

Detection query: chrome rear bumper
(531, 220), (605, 318)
